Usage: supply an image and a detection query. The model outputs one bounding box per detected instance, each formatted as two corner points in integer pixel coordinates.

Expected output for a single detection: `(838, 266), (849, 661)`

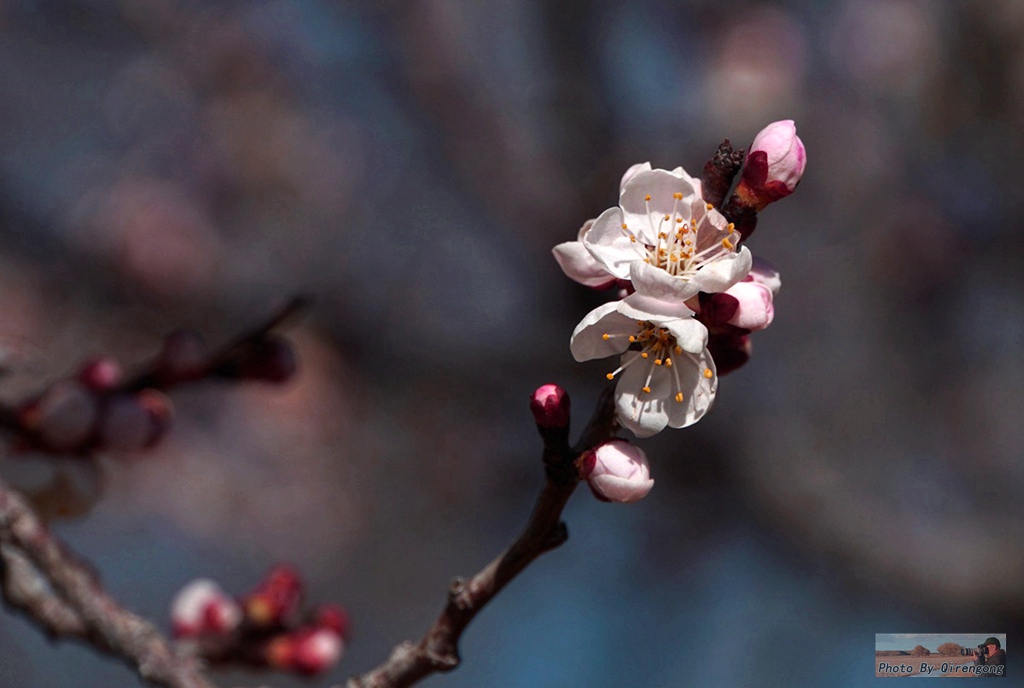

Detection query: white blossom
(583, 167), (751, 302)
(570, 293), (717, 437)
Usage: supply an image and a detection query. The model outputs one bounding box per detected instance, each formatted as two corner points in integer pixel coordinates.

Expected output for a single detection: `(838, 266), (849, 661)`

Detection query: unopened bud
(530, 384), (570, 429)
(579, 440), (653, 503)
(29, 381), (100, 452)
(707, 333), (752, 376)
(291, 627), (344, 675)
(734, 120), (806, 212)
(156, 329), (210, 383)
(170, 579), (242, 638)
(78, 357), (123, 391)
(243, 564), (303, 629)
(698, 282), (774, 333)
(100, 391), (172, 451)
(315, 604), (351, 640)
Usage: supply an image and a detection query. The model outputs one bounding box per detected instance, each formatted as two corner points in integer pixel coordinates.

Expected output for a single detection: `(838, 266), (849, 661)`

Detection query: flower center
(620, 195), (738, 278)
(601, 321), (714, 402)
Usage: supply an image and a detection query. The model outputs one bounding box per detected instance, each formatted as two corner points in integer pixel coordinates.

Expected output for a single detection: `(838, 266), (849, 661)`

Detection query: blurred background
(1, 0), (1022, 686)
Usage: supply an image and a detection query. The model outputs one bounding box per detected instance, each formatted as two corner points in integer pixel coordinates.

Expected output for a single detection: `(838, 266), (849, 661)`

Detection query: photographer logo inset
(875, 634), (1006, 678)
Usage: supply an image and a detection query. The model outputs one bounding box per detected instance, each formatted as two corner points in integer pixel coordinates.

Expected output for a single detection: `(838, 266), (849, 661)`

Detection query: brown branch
(0, 477), (218, 688)
(345, 384), (619, 688)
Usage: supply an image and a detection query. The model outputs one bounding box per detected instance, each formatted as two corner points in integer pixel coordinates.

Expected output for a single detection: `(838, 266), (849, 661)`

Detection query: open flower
(583, 167), (752, 302)
(553, 163), (707, 290)
(570, 293), (717, 437)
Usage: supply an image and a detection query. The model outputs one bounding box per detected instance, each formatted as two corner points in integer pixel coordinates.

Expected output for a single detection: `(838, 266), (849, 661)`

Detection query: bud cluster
(170, 564), (349, 677)
(8, 324), (297, 457)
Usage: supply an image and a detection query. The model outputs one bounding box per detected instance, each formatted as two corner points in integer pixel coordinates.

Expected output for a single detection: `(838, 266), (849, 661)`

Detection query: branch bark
(345, 384), (618, 688)
(0, 477), (216, 688)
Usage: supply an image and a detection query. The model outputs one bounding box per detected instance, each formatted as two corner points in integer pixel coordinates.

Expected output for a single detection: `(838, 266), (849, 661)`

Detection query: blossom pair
(553, 121), (803, 438)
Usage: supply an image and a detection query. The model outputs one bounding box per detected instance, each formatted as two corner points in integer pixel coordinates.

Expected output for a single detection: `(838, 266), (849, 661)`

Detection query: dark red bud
(156, 329), (211, 382)
(32, 381), (100, 452)
(530, 384), (570, 429)
(315, 604), (351, 639)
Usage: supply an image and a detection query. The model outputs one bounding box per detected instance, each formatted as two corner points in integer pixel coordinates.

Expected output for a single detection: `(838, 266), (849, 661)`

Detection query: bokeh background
(1, 0), (1022, 686)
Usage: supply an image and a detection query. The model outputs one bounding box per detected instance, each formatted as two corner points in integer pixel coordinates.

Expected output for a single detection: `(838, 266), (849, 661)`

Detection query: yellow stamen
(722, 237), (735, 250)
(727, 223), (735, 233)
(642, 386), (651, 394)
(602, 334), (610, 340)
(673, 192), (683, 200)
(705, 203), (713, 210)
(644, 194), (651, 201)
(606, 373), (615, 380)
(703, 368), (713, 379)
(675, 392), (684, 403)
(654, 359), (663, 366)
(640, 352), (649, 359)
(674, 345), (683, 354)
(628, 335), (636, 343)
(665, 358), (673, 367)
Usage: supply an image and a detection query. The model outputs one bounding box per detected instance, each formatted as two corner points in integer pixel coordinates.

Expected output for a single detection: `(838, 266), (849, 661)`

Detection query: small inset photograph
(875, 634), (1006, 678)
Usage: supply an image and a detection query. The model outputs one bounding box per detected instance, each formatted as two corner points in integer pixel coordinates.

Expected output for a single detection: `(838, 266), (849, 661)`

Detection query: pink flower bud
(579, 440), (653, 503)
(78, 357), (123, 391)
(291, 627), (344, 675)
(700, 282), (774, 333)
(170, 579), (242, 638)
(736, 120), (806, 211)
(530, 384), (570, 429)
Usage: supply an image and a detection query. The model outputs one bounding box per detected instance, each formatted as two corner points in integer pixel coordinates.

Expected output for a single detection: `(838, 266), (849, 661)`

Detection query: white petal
(617, 292), (695, 321)
(661, 317), (709, 354)
(552, 241), (616, 288)
(670, 165), (703, 198)
(629, 260), (701, 301)
(619, 162), (652, 193)
(615, 352), (672, 438)
(692, 246), (753, 294)
(665, 348), (717, 430)
(570, 302), (636, 362)
(583, 207), (637, 279)
(619, 170), (695, 240)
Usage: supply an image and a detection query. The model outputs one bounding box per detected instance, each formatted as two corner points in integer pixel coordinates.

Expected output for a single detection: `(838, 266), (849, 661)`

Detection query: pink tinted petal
(570, 302), (636, 362)
(583, 206), (637, 279)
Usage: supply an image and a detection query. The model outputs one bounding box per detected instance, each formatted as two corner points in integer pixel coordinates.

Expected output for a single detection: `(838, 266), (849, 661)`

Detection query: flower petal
(583, 207), (637, 279)
(619, 169), (695, 240)
(660, 317), (709, 354)
(665, 347), (717, 430)
(619, 162), (652, 193)
(570, 301), (636, 362)
(617, 292), (695, 321)
(691, 246), (753, 294)
(629, 260), (701, 301)
(552, 241), (616, 288)
(615, 351), (672, 437)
